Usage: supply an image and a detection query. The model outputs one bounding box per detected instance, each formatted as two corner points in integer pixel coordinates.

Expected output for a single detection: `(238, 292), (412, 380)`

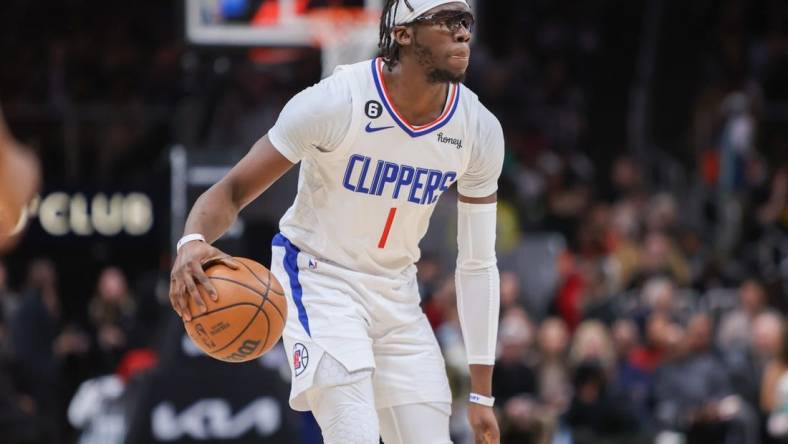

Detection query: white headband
(393, 0), (470, 26)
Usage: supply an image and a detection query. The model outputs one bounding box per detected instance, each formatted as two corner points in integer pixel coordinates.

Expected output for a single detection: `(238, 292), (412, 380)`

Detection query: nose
(454, 24), (471, 43)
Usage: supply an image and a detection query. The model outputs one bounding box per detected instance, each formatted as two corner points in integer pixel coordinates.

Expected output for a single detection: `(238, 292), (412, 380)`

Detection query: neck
(382, 58), (450, 126)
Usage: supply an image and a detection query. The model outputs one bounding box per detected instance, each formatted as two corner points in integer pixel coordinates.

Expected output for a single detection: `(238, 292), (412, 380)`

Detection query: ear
(392, 25), (413, 47)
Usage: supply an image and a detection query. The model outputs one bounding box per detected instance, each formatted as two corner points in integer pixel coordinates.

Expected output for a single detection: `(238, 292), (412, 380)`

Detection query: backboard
(185, 0), (383, 75)
(185, 0), (383, 47)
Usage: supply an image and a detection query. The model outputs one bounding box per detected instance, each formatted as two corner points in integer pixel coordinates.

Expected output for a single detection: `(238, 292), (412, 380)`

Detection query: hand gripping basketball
(169, 241), (239, 321)
(182, 257), (287, 362)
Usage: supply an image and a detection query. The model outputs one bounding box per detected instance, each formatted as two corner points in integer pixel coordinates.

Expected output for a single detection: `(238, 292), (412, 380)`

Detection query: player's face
(408, 2), (473, 83)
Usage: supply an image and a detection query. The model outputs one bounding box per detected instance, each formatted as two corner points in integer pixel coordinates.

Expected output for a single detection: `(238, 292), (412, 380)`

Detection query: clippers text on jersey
(342, 154), (457, 205)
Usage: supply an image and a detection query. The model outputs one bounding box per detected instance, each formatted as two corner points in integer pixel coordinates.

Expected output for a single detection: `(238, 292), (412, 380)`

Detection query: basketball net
(305, 8), (380, 77)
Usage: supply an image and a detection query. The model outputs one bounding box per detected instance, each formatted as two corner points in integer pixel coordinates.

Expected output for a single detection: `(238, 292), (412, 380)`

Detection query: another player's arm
(170, 135), (295, 320)
(0, 106), (41, 251)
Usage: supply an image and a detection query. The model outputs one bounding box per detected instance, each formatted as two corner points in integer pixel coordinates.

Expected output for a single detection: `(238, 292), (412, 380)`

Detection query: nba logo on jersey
(308, 258), (318, 270)
(293, 343), (309, 376)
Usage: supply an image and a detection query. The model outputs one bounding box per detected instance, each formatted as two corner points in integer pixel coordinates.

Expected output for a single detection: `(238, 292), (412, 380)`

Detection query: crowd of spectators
(0, 0), (787, 443)
(0, 258), (162, 443)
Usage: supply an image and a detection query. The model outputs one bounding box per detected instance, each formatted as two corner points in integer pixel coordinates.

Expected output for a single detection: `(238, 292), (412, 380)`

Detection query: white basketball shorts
(270, 233), (452, 413)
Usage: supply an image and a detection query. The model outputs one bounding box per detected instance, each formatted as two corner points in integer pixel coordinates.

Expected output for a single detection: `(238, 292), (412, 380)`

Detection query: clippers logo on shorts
(342, 154), (457, 206)
(293, 343), (309, 377)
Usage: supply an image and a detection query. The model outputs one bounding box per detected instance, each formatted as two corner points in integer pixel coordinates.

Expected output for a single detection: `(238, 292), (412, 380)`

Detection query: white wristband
(177, 233), (206, 253)
(469, 393), (495, 407)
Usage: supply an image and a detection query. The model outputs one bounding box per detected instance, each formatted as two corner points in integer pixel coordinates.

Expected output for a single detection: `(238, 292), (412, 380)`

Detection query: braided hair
(379, 0), (414, 70)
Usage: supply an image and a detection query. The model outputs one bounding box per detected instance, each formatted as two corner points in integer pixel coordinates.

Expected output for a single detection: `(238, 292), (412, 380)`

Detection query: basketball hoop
(305, 7), (380, 77)
(185, 0), (383, 75)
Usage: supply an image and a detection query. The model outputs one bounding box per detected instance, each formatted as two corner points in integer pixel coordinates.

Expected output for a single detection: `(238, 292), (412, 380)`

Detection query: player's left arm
(455, 106), (504, 444)
(456, 191), (500, 444)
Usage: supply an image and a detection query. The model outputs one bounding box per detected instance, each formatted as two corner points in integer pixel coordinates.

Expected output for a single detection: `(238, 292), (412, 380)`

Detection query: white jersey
(268, 57), (504, 277)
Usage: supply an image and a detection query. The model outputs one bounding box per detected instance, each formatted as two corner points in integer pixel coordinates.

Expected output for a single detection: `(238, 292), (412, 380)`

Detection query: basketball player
(170, 1), (503, 442)
(0, 106), (40, 252)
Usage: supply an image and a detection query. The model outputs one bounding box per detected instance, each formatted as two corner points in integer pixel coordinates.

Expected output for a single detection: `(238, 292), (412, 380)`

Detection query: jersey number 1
(378, 208), (397, 249)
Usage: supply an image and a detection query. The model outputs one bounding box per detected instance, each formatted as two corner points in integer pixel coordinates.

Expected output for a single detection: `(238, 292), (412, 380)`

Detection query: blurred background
(1, 0), (787, 443)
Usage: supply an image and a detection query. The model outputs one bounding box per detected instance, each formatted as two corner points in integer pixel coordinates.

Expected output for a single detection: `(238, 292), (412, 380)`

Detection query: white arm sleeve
(267, 71), (352, 163)
(455, 201), (500, 365)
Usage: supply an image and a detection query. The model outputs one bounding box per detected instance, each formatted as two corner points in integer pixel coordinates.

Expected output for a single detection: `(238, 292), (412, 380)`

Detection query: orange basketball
(184, 257), (287, 363)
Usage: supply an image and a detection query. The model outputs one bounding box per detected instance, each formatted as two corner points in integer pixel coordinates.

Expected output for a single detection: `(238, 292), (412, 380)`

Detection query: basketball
(183, 257), (287, 363)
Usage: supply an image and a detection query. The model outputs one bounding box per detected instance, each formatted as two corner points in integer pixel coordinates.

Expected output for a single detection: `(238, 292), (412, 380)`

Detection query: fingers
(469, 412), (499, 444)
(184, 277), (207, 321)
(170, 265), (210, 321)
(487, 427), (500, 444)
(203, 255), (239, 270)
(191, 262), (218, 302)
(173, 281), (191, 321)
(170, 247), (235, 321)
(169, 277), (181, 318)
(474, 431), (496, 444)
(177, 289), (191, 321)
(218, 256), (240, 269)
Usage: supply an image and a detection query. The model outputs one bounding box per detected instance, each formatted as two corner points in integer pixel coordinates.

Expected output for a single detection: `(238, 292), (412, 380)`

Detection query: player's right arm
(169, 135), (294, 321)
(170, 71), (351, 321)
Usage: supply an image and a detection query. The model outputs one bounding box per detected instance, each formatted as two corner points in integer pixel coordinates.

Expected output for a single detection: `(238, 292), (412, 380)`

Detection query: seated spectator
(628, 277), (679, 339)
(629, 231), (691, 288)
(0, 357), (52, 443)
(629, 313), (679, 374)
(568, 320), (616, 373)
(565, 360), (641, 444)
(10, 259), (90, 437)
(607, 199), (642, 290)
(641, 277), (677, 320)
(88, 267), (137, 371)
(499, 271), (525, 314)
(580, 264), (619, 326)
(611, 319), (652, 421)
(0, 260), (21, 326)
(718, 279), (770, 349)
(0, 280), (53, 444)
(494, 309), (549, 443)
(415, 253), (442, 307)
(68, 349), (157, 444)
(761, 316), (788, 439)
(753, 311), (785, 364)
(536, 317), (571, 412)
(718, 283), (777, 409)
(654, 313), (759, 444)
(495, 308), (537, 405)
(554, 252), (587, 331)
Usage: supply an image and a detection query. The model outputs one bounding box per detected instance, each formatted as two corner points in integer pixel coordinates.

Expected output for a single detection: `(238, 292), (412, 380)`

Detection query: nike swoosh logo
(365, 122), (395, 133)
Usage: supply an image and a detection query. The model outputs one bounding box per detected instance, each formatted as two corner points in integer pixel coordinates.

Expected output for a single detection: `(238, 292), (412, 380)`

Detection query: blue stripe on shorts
(272, 233), (311, 337)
